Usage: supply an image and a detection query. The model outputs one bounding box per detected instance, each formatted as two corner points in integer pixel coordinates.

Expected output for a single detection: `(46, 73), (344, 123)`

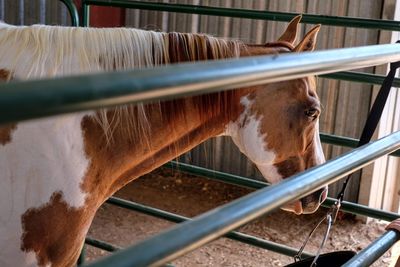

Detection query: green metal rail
(82, 0), (400, 31)
(322, 71), (400, 88)
(59, 0), (80, 26)
(2, 43), (400, 125)
(165, 161), (400, 222)
(85, 131), (400, 267)
(104, 197), (314, 259)
(82, 160), (400, 263)
(343, 230), (400, 266)
(82, 0), (400, 92)
(85, 237), (121, 252)
(321, 133), (400, 157)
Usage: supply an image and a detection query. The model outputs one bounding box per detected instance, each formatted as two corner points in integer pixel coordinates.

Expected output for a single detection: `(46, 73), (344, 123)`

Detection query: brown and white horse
(0, 16), (326, 267)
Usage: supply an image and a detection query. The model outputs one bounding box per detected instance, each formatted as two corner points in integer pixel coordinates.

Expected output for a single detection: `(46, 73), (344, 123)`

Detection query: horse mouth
(282, 188), (328, 215)
(303, 187), (328, 214)
(281, 200), (303, 215)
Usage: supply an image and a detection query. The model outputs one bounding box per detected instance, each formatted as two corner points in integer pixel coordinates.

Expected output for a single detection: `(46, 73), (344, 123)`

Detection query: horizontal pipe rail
(2, 44), (400, 125)
(322, 71), (400, 88)
(85, 131), (400, 267)
(320, 132), (400, 157)
(165, 161), (400, 222)
(343, 230), (400, 266)
(105, 197), (314, 259)
(85, 237), (121, 252)
(82, 1), (400, 88)
(83, 0), (400, 31)
(320, 133), (400, 157)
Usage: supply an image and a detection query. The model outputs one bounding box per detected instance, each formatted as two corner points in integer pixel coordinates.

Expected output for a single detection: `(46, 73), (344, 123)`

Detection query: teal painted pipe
(343, 230), (400, 266)
(85, 237), (121, 252)
(165, 161), (400, 222)
(2, 43), (400, 125)
(322, 71), (400, 88)
(105, 197), (314, 259)
(83, 3), (90, 27)
(84, 131), (400, 267)
(59, 0), (80, 27)
(320, 133), (400, 157)
(83, 0), (400, 31)
(320, 133), (359, 148)
(77, 244), (86, 265)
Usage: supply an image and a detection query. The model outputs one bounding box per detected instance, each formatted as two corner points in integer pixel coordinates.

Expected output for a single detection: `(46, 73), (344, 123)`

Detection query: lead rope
(293, 43), (400, 266)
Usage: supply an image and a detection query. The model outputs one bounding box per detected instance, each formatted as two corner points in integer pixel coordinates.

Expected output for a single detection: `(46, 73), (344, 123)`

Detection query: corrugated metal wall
(0, 0), (71, 26)
(0, 0), (386, 201)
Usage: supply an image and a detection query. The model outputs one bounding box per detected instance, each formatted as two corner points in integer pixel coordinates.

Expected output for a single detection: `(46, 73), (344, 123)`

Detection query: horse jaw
(225, 95), (282, 184)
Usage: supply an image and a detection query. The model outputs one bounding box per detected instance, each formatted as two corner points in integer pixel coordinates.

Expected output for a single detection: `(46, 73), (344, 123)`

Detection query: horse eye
(305, 108), (319, 121)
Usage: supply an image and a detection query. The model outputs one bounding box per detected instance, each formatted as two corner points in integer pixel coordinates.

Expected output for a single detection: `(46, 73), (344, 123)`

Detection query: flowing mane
(0, 24), (244, 143)
(0, 24), (242, 76)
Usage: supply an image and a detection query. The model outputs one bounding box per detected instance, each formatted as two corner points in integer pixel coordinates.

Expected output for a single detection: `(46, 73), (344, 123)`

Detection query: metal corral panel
(0, 0), (386, 202)
(124, 0), (384, 202)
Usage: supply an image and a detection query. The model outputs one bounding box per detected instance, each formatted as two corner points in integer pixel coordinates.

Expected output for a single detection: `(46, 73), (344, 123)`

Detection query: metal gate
(1, 1), (400, 266)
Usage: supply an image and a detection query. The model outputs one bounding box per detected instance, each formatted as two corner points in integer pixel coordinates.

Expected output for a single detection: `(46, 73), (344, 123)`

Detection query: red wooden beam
(73, 0), (126, 27)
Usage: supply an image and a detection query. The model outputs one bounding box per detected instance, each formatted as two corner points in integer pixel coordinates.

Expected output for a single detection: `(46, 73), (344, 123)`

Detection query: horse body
(0, 16), (326, 266)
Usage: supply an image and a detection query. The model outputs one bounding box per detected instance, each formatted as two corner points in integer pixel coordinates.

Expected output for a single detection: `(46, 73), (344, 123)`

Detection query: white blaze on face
(314, 121), (326, 165)
(225, 95), (283, 184)
(0, 113), (90, 267)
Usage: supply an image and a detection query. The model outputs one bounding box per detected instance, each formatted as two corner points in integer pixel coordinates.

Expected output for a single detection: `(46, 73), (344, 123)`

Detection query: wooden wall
(0, 0), (388, 202)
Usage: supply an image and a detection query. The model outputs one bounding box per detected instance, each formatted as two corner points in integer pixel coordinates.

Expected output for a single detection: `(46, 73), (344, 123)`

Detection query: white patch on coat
(225, 96), (282, 184)
(0, 113), (90, 267)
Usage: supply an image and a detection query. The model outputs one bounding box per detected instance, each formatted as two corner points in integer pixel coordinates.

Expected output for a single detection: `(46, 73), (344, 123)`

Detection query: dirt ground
(85, 168), (392, 266)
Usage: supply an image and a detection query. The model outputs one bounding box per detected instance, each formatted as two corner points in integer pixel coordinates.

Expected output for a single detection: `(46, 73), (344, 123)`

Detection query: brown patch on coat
(0, 124), (17, 145)
(0, 68), (12, 81)
(20, 192), (95, 267)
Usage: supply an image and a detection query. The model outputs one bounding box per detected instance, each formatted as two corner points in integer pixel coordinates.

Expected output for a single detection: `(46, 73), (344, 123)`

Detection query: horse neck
(81, 41), (290, 203)
(82, 89), (248, 202)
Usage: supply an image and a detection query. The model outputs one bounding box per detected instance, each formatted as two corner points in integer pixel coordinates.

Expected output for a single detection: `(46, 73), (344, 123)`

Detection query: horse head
(227, 16), (327, 215)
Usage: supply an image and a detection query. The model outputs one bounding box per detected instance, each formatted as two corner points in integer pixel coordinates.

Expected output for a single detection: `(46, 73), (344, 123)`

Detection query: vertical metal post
(59, 0), (80, 26)
(18, 0), (24, 25)
(83, 3), (90, 26)
(77, 244), (86, 265)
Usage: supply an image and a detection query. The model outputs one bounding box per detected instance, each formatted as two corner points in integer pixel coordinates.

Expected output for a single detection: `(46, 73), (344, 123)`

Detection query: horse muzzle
(281, 187), (328, 215)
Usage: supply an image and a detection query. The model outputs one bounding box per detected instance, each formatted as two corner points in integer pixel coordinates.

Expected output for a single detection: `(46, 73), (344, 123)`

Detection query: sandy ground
(84, 168), (392, 266)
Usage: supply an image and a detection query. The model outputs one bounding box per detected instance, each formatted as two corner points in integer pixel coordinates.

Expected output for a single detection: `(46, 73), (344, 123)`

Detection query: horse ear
(294, 25), (321, 52)
(278, 15), (302, 45)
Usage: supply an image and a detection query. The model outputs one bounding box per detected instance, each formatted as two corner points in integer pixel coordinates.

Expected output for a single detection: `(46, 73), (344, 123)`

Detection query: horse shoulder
(0, 113), (93, 266)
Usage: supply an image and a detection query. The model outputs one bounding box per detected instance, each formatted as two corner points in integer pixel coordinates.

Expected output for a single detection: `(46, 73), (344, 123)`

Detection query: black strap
(336, 51), (400, 203)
